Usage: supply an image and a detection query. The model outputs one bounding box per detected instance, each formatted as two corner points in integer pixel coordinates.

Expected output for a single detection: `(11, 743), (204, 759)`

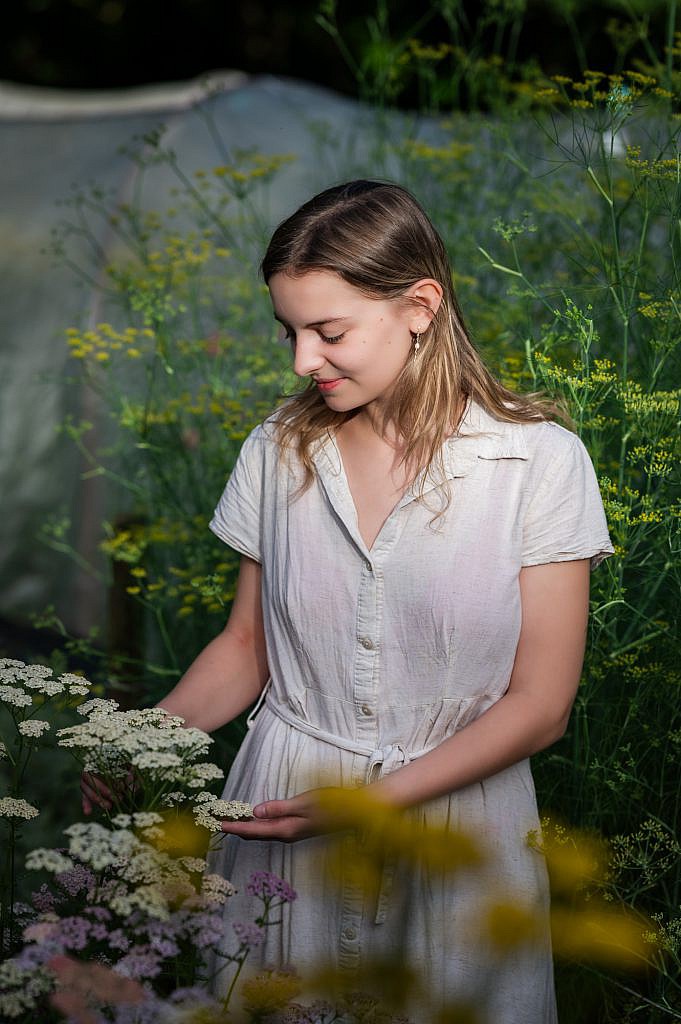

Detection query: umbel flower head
(0, 659), (91, 700)
(56, 702), (224, 810)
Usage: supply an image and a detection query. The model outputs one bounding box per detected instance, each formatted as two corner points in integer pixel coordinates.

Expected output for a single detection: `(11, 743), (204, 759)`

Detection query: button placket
(353, 552), (380, 746)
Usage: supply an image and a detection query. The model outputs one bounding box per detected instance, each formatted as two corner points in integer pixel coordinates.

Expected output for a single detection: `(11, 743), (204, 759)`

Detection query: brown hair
(260, 179), (570, 504)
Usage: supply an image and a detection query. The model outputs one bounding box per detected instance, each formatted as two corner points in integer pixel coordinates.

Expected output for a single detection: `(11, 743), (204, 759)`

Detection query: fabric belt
(261, 691), (435, 782)
(248, 684), (437, 924)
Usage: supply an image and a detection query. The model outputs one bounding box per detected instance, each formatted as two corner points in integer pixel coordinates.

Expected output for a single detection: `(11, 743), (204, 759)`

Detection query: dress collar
(309, 397), (529, 556)
(314, 395), (529, 487)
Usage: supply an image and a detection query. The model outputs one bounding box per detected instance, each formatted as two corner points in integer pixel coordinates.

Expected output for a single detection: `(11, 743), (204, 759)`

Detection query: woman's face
(268, 269), (439, 417)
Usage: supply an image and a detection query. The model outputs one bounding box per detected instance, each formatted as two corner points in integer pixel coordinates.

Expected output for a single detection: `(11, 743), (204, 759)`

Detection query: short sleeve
(209, 425), (265, 563)
(521, 428), (614, 571)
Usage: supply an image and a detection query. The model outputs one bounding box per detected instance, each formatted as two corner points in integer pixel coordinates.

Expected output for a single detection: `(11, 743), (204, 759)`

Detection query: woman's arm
(221, 558), (590, 839)
(371, 557), (590, 807)
(81, 555), (268, 813)
(156, 555), (269, 732)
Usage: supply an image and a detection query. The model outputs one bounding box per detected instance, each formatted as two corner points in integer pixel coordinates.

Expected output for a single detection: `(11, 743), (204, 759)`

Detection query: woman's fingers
(80, 772), (113, 813)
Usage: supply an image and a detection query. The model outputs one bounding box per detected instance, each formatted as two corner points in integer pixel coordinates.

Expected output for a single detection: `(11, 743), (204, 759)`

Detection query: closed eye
(279, 330), (345, 345)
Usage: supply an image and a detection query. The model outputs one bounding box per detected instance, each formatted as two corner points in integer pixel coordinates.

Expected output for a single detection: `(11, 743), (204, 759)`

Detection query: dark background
(0, 0), (673, 104)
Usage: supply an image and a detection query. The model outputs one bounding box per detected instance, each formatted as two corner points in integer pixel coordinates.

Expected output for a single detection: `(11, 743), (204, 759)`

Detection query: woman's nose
(292, 334), (326, 377)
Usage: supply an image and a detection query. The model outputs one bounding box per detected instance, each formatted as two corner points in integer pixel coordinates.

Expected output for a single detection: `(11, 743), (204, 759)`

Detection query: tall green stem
(666, 0), (678, 92)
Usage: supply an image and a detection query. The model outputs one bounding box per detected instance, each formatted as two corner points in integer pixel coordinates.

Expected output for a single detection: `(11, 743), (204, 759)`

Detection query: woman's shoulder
(238, 413), (283, 451)
(466, 398), (580, 462)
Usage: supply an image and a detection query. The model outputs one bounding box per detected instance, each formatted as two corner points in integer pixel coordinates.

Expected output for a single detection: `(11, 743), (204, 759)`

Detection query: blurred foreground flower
(316, 788), (485, 872)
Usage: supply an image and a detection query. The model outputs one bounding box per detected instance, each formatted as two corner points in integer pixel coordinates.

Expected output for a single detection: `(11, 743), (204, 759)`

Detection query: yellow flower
(240, 970), (301, 1013)
(550, 906), (655, 970)
(482, 900), (542, 951)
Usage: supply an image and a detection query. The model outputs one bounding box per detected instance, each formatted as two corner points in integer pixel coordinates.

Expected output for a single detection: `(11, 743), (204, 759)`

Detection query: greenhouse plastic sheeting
(0, 72), (405, 637)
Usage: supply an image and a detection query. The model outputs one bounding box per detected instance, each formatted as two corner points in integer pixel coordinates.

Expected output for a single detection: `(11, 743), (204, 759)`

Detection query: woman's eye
(320, 332), (344, 343)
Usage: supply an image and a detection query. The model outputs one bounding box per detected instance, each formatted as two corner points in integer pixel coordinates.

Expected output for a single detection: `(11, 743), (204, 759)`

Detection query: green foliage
(25, 8), (681, 1020)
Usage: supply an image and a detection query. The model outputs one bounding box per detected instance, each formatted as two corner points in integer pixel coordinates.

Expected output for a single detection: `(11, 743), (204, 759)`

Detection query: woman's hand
(220, 788), (336, 843)
(80, 771), (114, 816)
(80, 768), (137, 816)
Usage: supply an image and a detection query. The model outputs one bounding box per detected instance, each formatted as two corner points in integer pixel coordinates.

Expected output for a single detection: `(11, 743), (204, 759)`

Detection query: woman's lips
(316, 377), (345, 392)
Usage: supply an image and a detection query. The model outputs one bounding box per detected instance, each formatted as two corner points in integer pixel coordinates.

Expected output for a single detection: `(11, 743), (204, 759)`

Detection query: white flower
(18, 719), (50, 738)
(201, 873), (236, 904)
(112, 813), (132, 827)
(186, 761), (224, 788)
(139, 825), (165, 841)
(132, 811), (164, 827)
(0, 658), (25, 672)
(68, 683), (91, 696)
(0, 797), (39, 820)
(59, 672), (92, 696)
(0, 741), (7, 759)
(162, 791), (188, 807)
(130, 750), (182, 769)
(76, 698), (120, 717)
(0, 686), (32, 708)
(0, 958), (53, 1017)
(64, 821), (137, 870)
(25, 848), (74, 873)
(179, 856), (206, 873)
(193, 796), (253, 832)
(21, 666), (62, 695)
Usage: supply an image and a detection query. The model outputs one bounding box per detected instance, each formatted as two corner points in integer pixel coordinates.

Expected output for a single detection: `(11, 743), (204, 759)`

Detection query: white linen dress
(205, 396), (614, 1022)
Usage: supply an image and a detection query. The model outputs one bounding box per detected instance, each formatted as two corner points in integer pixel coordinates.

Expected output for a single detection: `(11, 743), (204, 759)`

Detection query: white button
(359, 637), (375, 650)
(365, 561), (373, 572)
(361, 705), (372, 716)
(342, 926), (357, 940)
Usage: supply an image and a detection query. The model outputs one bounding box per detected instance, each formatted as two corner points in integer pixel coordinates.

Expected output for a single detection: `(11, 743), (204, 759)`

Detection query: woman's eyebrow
(273, 313), (350, 328)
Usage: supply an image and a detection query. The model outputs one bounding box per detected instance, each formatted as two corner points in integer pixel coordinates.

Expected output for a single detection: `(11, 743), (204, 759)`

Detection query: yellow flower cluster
(626, 145), (681, 182)
(536, 68), (675, 111)
(400, 138), (474, 163)
(637, 290), (680, 321)
(400, 38), (452, 63)
(210, 152), (296, 185)
(66, 323), (154, 361)
(628, 439), (675, 478)
(619, 382), (680, 419)
(240, 970), (302, 1014)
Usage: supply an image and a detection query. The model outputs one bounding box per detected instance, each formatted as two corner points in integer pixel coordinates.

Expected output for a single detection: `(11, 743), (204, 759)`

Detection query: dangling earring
(413, 332), (421, 356)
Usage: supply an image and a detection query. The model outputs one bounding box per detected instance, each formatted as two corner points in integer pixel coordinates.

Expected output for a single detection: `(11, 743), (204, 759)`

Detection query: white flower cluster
(201, 872), (236, 904)
(0, 741), (7, 759)
(17, 719), (50, 738)
(0, 659), (92, 700)
(0, 797), (40, 820)
(57, 703), (220, 791)
(25, 848), (74, 873)
(0, 960), (53, 1019)
(179, 856), (207, 873)
(64, 821), (138, 871)
(193, 793), (254, 833)
(112, 811), (164, 829)
(0, 685), (32, 709)
(26, 821), (236, 920)
(185, 761), (225, 787)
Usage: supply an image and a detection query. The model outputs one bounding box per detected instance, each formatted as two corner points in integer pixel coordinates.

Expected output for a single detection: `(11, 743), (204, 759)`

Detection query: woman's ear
(406, 278), (444, 332)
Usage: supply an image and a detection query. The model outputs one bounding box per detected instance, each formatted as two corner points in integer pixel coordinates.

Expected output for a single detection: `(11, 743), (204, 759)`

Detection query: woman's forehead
(268, 270), (379, 322)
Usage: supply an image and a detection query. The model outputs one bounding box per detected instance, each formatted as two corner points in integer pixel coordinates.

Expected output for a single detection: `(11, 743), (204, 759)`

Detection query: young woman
(83, 179), (614, 1021)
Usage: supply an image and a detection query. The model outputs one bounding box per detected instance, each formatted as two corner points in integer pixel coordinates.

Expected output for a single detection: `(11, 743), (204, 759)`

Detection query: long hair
(260, 179), (570, 504)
